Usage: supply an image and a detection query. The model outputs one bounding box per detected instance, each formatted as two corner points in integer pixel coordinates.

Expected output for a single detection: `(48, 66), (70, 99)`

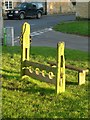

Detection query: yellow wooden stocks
(20, 22), (65, 94)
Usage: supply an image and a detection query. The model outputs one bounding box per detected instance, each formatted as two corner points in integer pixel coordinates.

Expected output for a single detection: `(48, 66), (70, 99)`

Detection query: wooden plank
(56, 42), (65, 94)
(23, 69), (56, 85)
(22, 60), (57, 74)
(47, 61), (88, 73)
(78, 72), (86, 85)
(65, 65), (84, 72)
(47, 60), (89, 86)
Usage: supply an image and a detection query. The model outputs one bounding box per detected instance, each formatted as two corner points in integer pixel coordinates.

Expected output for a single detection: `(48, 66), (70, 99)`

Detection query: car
(7, 2), (44, 20)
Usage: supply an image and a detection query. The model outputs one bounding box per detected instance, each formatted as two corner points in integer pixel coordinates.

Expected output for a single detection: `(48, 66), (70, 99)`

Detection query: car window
(37, 3), (43, 9)
(27, 3), (33, 9)
(16, 3), (27, 9)
(27, 3), (37, 9)
(32, 3), (36, 8)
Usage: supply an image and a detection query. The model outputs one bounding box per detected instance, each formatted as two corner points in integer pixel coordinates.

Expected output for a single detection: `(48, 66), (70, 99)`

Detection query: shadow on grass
(2, 72), (55, 95)
(23, 85), (55, 95)
(66, 81), (78, 85)
(2, 73), (20, 80)
(2, 69), (19, 74)
(2, 70), (79, 95)
(3, 82), (55, 95)
(2, 75), (79, 95)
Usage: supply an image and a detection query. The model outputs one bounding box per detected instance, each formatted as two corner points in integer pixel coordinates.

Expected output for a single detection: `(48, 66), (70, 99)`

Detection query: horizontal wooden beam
(22, 60), (57, 74)
(47, 61), (88, 73)
(23, 68), (56, 85)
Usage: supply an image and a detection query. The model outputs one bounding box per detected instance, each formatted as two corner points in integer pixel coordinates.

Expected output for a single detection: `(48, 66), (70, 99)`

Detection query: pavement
(31, 29), (88, 52)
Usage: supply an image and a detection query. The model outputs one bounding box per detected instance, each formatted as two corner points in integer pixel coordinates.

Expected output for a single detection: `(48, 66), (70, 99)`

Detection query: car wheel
(37, 12), (42, 19)
(19, 13), (25, 20)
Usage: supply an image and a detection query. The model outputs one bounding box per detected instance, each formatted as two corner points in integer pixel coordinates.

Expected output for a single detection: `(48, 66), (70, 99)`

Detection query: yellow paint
(56, 42), (65, 94)
(21, 22), (31, 61)
(21, 22), (31, 76)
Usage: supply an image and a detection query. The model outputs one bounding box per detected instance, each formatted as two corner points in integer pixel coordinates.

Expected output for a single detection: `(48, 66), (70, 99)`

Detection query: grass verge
(53, 21), (90, 36)
(1, 46), (89, 118)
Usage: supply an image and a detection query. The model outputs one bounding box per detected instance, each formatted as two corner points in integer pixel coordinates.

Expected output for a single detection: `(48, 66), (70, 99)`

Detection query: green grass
(53, 21), (90, 36)
(1, 46), (89, 118)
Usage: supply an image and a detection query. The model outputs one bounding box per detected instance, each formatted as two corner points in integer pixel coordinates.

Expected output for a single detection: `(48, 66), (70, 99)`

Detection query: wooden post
(79, 69), (89, 85)
(20, 22), (30, 76)
(56, 42), (65, 94)
(78, 70), (86, 85)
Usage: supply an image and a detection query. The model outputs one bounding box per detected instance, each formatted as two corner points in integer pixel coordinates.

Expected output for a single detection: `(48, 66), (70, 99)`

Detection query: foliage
(1, 46), (89, 118)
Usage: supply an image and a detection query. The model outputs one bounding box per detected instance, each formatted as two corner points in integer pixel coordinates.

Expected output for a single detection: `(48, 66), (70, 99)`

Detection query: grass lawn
(53, 21), (90, 36)
(1, 46), (89, 119)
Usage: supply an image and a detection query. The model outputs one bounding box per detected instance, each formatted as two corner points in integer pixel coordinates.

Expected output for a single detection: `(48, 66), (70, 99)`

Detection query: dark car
(7, 2), (44, 19)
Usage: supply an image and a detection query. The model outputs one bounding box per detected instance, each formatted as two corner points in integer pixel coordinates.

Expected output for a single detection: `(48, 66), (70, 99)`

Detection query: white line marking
(14, 27), (52, 43)
(31, 27), (52, 37)
(31, 24), (35, 26)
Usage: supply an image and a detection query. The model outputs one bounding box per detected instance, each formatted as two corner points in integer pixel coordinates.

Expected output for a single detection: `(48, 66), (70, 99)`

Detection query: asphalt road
(31, 30), (88, 52)
(4, 13), (76, 37)
(3, 13), (88, 52)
